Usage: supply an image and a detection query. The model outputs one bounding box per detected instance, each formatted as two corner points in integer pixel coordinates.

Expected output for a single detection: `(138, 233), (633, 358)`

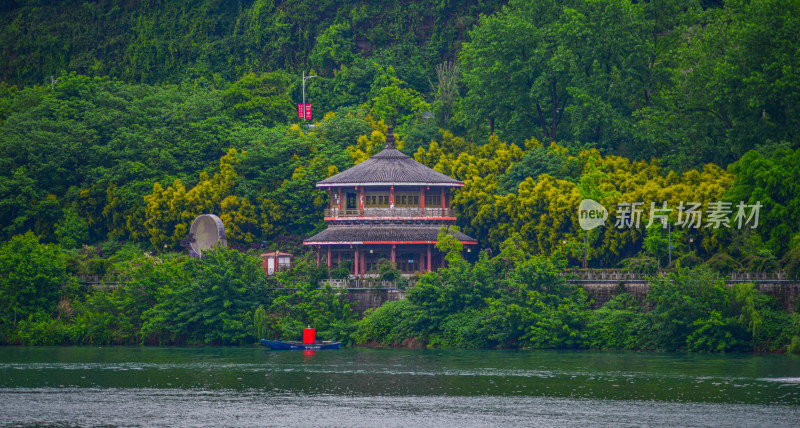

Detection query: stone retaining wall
(579, 281), (800, 311)
(344, 288), (407, 315)
(344, 281), (800, 315)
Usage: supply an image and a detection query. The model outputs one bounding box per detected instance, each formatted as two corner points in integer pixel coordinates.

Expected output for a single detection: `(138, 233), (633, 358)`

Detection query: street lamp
(668, 219), (672, 266)
(661, 218), (672, 267)
(302, 71), (317, 125)
(583, 231), (588, 269)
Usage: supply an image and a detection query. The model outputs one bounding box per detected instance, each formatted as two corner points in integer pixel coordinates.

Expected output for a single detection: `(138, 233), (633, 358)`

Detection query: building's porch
(313, 244), (449, 277)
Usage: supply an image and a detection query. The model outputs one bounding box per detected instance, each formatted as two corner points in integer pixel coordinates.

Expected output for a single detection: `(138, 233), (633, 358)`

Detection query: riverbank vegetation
(355, 234), (800, 353)
(2, 231), (799, 352)
(2, 0), (800, 350)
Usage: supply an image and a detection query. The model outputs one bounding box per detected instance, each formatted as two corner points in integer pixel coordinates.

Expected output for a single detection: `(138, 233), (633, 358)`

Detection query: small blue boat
(260, 339), (342, 350)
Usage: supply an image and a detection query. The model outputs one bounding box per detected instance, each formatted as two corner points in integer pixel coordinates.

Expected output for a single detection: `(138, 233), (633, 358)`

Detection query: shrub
(354, 300), (419, 346)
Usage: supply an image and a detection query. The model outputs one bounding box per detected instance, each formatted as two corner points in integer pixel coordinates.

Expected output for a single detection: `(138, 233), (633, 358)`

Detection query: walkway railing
(319, 278), (415, 289)
(324, 207), (452, 218)
(77, 273), (128, 289)
(77, 270), (794, 290)
(561, 269), (791, 283)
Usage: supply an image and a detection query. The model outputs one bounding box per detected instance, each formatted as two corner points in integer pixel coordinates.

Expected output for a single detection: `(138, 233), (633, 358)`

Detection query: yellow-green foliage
(415, 135), (733, 266)
(346, 117), (404, 164)
(144, 149), (258, 248)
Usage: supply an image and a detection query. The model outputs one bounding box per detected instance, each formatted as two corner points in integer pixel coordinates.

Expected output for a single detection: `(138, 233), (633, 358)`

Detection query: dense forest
(1, 0), (800, 350)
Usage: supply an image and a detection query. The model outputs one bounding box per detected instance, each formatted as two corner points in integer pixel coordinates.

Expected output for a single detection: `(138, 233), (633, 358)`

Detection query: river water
(1, 347), (799, 427)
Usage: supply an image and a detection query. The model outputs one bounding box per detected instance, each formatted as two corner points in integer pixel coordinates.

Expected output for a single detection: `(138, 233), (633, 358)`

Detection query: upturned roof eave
(316, 181), (464, 188)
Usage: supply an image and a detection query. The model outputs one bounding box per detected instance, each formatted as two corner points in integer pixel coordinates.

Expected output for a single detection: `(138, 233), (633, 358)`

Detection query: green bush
(428, 309), (490, 348)
(329, 260), (353, 279)
(586, 293), (645, 350)
(686, 310), (747, 352)
(0, 233), (67, 338)
(788, 336), (800, 355)
(619, 255), (659, 275)
(140, 247), (270, 345)
(754, 310), (799, 352)
(13, 312), (70, 345)
(254, 305), (269, 340)
(354, 299), (429, 346)
(704, 253), (742, 274)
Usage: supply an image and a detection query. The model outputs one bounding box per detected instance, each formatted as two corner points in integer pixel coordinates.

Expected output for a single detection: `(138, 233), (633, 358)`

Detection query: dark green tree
(0, 233), (67, 334)
(140, 247), (270, 345)
(460, 0), (651, 149)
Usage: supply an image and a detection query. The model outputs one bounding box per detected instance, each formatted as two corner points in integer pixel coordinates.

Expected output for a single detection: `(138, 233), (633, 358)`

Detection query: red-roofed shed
(261, 251), (293, 275)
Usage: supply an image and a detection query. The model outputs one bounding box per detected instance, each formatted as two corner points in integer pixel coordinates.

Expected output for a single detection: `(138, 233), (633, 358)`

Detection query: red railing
(324, 207), (453, 218)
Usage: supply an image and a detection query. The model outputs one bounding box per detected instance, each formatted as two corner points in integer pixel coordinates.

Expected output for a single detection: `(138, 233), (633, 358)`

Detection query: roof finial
(385, 126), (395, 150)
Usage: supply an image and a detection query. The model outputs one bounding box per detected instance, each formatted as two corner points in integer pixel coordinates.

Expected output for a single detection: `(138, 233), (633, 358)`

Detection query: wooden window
(396, 191), (419, 207)
(365, 191), (389, 207)
(397, 253), (417, 272)
(425, 191), (441, 207)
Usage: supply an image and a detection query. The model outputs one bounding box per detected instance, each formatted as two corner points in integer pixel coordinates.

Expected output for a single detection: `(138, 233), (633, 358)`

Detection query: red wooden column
(390, 186), (395, 210)
(420, 186), (425, 213)
(316, 246), (320, 267)
(354, 247), (359, 278)
(359, 186), (365, 215)
(427, 244), (432, 272)
(327, 246), (332, 269)
(441, 187), (445, 213)
(338, 187), (342, 211)
(391, 244), (396, 264)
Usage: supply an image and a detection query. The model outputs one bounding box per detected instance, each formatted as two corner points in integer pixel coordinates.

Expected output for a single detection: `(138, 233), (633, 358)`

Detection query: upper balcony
(324, 207), (454, 219)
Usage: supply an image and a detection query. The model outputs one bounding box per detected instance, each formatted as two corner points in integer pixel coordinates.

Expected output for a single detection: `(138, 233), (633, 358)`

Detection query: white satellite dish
(188, 214), (226, 257)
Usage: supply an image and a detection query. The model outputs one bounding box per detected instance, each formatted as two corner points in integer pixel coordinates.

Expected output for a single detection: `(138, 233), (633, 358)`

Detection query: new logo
(579, 199), (608, 231)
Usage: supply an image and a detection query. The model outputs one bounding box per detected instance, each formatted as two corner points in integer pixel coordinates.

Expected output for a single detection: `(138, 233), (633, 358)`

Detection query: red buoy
(302, 327), (315, 344)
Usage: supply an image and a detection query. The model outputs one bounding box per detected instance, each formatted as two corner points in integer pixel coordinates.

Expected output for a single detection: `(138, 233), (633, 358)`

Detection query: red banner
(297, 103), (312, 120)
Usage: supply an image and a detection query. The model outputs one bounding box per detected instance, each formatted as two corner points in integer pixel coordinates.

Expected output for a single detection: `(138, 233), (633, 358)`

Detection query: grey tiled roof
(317, 148), (463, 187)
(304, 225), (477, 245)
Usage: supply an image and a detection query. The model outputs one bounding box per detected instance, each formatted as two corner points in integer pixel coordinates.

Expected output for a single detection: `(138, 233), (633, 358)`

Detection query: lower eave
(304, 240), (479, 246)
(303, 225), (478, 246)
(323, 216), (456, 222)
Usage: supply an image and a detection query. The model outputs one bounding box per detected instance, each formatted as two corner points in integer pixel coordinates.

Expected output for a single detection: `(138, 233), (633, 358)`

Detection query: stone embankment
(340, 272), (800, 315)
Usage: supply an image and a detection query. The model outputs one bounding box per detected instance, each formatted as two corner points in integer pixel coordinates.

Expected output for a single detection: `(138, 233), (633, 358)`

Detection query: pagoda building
(304, 128), (477, 277)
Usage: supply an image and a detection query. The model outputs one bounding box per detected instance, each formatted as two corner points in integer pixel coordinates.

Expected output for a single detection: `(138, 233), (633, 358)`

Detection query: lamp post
(583, 231), (588, 269)
(668, 219), (672, 266)
(661, 218), (672, 267)
(302, 71), (317, 125)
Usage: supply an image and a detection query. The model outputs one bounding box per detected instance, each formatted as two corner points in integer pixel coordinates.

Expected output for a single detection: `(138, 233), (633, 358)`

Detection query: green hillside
(1, 0), (799, 264)
(0, 1), (504, 89)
